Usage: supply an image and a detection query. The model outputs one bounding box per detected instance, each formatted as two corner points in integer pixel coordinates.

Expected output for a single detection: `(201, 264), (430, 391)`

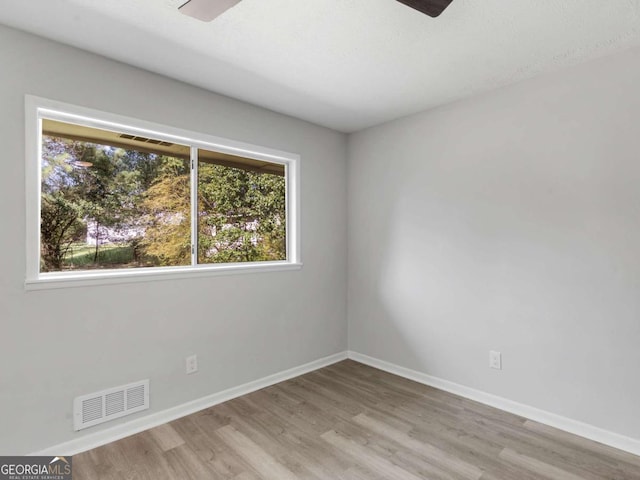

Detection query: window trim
(25, 95), (301, 290)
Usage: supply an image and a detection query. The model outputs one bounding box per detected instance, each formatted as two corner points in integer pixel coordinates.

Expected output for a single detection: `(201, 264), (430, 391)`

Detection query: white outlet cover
(186, 354), (198, 374)
(490, 351), (502, 370)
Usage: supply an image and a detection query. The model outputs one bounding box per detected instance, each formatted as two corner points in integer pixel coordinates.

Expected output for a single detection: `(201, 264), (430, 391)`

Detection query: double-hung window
(25, 97), (300, 289)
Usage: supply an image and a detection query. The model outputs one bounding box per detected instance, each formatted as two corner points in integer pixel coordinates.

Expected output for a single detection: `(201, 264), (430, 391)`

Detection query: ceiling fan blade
(396, 0), (454, 17)
(178, 0), (242, 22)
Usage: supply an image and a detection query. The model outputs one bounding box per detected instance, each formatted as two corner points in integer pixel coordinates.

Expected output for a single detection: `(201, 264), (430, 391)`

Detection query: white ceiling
(2, 0), (640, 132)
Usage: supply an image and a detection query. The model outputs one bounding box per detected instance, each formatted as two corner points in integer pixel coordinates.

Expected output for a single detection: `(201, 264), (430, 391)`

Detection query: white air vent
(73, 380), (149, 431)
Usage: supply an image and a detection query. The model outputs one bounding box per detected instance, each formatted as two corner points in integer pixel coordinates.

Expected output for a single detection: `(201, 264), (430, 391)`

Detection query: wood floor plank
(353, 412), (483, 480)
(524, 420), (640, 472)
(215, 424), (300, 480)
(489, 422), (634, 479)
(168, 416), (248, 479)
(148, 423), (185, 452)
(224, 403), (330, 479)
(397, 399), (615, 480)
(73, 360), (640, 479)
(163, 444), (219, 479)
(321, 429), (425, 480)
(499, 447), (588, 480)
(240, 397), (363, 478)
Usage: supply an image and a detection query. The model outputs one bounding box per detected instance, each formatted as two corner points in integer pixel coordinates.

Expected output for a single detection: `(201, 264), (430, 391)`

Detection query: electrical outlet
(186, 354), (198, 374)
(489, 350), (502, 370)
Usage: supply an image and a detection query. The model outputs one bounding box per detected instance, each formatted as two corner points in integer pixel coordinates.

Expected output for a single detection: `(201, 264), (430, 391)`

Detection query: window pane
(197, 148), (286, 264)
(40, 119), (191, 272)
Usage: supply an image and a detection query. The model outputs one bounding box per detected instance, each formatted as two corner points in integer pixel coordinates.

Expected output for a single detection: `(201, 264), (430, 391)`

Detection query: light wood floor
(74, 360), (640, 479)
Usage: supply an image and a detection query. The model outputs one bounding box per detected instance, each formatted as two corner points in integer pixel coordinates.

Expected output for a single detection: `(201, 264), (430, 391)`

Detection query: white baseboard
(348, 351), (640, 457)
(31, 351), (348, 456)
(33, 350), (640, 458)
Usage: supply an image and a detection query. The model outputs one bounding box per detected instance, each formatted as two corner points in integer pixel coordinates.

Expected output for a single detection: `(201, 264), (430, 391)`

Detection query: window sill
(25, 262), (303, 291)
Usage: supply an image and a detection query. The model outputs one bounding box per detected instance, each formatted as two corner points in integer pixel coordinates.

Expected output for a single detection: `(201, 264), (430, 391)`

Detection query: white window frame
(25, 95), (301, 290)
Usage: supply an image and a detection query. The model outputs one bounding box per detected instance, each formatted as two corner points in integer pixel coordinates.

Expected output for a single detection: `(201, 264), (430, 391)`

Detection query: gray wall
(0, 24), (348, 454)
(348, 47), (640, 440)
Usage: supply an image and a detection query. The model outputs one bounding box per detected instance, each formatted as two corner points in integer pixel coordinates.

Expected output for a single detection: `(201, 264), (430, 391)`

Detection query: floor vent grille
(74, 380), (149, 431)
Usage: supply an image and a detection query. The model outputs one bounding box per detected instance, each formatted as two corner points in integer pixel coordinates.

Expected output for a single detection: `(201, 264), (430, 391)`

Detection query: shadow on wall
(355, 141), (640, 428)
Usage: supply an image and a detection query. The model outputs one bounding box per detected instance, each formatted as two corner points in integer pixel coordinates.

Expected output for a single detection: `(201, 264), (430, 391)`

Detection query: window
(26, 97), (300, 289)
